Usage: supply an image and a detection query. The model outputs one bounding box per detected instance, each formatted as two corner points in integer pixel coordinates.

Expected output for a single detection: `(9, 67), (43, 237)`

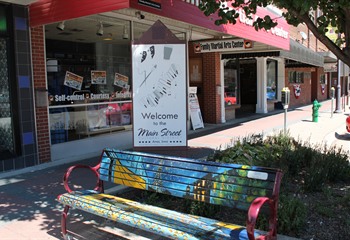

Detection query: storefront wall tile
(0, 4), (41, 173)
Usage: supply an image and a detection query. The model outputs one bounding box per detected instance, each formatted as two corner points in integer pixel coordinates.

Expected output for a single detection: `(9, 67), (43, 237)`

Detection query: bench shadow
(301, 120), (313, 123)
(46, 212), (160, 240)
(335, 132), (350, 141)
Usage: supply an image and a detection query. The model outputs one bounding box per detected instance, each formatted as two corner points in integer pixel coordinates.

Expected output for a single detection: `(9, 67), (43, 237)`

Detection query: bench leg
(61, 205), (71, 240)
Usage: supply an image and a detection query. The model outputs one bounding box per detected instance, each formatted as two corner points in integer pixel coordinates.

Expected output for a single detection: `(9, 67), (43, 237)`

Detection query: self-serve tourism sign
(132, 43), (187, 147)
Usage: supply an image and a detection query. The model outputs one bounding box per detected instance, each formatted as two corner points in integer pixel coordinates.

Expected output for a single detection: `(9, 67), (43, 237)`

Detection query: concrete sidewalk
(0, 99), (348, 240)
(189, 99), (350, 152)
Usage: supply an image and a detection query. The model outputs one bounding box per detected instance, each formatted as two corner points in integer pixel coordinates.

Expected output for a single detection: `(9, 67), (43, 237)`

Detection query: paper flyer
(114, 73), (130, 90)
(64, 71), (83, 90)
(91, 70), (107, 85)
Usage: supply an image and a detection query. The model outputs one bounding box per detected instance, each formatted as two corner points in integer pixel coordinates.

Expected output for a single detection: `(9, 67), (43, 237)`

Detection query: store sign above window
(138, 0), (161, 9)
(193, 39), (253, 53)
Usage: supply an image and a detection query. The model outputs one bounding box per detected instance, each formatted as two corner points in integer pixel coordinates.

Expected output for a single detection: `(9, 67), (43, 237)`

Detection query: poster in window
(114, 73), (130, 90)
(189, 58), (202, 83)
(64, 71), (83, 90)
(91, 70), (106, 85)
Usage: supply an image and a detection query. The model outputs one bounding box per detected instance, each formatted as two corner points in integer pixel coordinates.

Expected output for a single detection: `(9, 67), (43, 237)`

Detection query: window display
(267, 60), (277, 100)
(224, 60), (239, 107)
(45, 17), (132, 144)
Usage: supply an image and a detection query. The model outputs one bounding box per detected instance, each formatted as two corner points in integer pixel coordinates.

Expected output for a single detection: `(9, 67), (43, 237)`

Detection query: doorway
(236, 58), (257, 116)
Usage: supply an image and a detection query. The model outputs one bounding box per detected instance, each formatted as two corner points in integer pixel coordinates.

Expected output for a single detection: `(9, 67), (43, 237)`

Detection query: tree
(199, 0), (350, 67)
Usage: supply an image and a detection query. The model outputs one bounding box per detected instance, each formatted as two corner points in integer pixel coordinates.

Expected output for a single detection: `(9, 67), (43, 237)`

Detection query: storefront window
(0, 6), (6, 34)
(224, 59), (239, 107)
(267, 60), (277, 100)
(46, 17), (132, 144)
(288, 70), (305, 83)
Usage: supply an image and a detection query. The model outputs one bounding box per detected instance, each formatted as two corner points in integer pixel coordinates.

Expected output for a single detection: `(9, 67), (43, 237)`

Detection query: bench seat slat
(58, 190), (265, 240)
(106, 173), (272, 202)
(100, 165), (276, 190)
(105, 149), (278, 172)
(106, 172), (273, 197)
(104, 149), (278, 180)
(110, 177), (254, 209)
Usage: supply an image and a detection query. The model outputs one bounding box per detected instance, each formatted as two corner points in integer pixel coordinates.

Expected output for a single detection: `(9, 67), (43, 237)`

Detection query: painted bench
(57, 148), (283, 240)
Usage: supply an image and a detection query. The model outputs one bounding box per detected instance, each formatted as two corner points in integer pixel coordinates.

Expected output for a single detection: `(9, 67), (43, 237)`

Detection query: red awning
(29, 0), (130, 27)
(29, 0), (290, 50)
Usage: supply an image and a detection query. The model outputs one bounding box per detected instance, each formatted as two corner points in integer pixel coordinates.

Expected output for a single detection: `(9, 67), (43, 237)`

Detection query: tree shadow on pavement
(0, 157), (115, 239)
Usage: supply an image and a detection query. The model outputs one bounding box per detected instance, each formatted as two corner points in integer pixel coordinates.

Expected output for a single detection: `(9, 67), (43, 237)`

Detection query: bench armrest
(247, 197), (277, 240)
(63, 164), (103, 193)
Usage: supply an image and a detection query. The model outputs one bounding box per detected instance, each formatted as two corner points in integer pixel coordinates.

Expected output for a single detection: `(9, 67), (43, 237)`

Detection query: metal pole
(335, 59), (342, 113)
(284, 107), (287, 135)
(331, 97), (334, 118)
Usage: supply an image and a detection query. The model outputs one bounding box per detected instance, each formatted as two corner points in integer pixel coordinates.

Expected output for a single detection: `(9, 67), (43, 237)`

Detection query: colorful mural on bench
(99, 149), (273, 209)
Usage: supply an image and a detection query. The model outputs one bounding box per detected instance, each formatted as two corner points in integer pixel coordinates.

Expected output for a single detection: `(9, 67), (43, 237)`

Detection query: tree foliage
(199, 0), (350, 67)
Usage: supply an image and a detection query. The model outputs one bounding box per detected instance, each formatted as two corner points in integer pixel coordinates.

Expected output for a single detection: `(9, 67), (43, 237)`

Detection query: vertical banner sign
(132, 44), (187, 147)
(293, 84), (301, 99)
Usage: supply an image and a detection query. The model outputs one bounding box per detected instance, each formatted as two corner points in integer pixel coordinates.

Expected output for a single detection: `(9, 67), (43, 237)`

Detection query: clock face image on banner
(132, 44), (186, 147)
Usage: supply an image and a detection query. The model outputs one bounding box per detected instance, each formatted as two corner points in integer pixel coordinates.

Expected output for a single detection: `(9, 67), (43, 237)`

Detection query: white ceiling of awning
(318, 51), (337, 63)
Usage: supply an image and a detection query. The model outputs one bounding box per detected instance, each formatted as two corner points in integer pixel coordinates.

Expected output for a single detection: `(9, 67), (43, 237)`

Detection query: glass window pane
(45, 16), (133, 144)
(49, 101), (132, 144)
(0, 5), (7, 34)
(224, 60), (238, 107)
(267, 60), (277, 100)
(0, 38), (15, 159)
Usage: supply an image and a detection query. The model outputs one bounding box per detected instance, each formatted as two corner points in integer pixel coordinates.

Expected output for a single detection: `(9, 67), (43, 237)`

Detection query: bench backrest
(99, 148), (282, 211)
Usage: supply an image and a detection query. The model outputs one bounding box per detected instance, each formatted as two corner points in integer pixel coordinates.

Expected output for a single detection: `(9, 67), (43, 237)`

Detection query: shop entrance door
(236, 58), (257, 116)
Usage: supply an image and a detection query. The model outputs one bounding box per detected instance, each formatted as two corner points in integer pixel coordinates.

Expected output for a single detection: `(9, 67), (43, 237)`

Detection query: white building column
(256, 57), (267, 113)
(220, 59), (226, 123)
